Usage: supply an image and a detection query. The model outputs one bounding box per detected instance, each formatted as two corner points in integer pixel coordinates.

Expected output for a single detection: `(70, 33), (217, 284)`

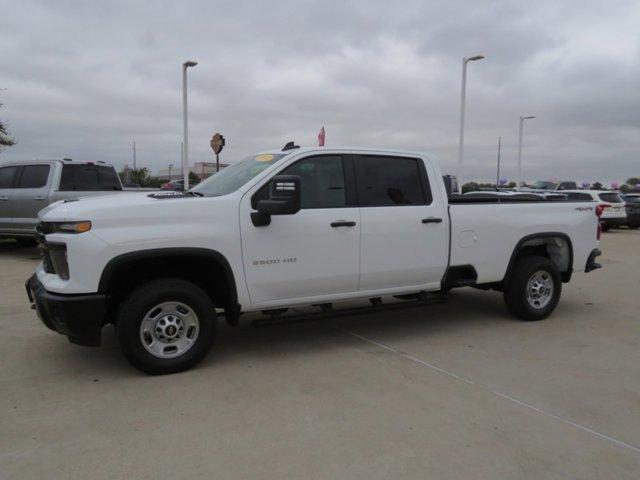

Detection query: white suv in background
(562, 190), (627, 231)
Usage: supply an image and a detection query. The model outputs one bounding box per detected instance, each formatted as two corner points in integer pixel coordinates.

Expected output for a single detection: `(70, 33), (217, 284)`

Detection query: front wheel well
(99, 250), (237, 323)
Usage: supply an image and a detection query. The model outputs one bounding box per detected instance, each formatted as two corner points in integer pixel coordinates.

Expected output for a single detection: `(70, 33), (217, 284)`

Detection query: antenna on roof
(282, 141), (300, 151)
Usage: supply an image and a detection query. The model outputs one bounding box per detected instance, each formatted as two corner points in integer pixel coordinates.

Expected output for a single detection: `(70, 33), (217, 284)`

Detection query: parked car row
(513, 181), (639, 231)
(623, 193), (640, 229)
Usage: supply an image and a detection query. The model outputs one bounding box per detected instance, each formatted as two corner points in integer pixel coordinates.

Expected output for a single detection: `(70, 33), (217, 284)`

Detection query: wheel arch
(98, 248), (239, 319)
(503, 232), (574, 284)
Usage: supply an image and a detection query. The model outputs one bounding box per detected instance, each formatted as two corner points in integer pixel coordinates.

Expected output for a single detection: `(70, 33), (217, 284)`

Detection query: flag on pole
(318, 126), (325, 147)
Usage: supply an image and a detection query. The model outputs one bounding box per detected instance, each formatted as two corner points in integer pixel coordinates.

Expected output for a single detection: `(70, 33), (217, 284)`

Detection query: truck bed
(448, 200), (598, 284)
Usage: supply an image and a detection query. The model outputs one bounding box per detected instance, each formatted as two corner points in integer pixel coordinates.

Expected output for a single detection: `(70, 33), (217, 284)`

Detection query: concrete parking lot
(1, 231), (639, 479)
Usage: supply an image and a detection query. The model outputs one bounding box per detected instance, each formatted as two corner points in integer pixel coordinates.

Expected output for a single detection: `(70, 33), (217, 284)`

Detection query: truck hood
(39, 191), (220, 225)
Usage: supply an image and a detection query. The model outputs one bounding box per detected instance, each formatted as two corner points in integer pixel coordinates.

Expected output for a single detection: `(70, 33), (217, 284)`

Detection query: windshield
(191, 153), (288, 197)
(531, 181), (555, 190)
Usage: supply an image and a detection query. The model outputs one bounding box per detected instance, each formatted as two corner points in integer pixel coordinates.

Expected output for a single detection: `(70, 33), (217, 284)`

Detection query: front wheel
(116, 278), (216, 374)
(503, 256), (561, 321)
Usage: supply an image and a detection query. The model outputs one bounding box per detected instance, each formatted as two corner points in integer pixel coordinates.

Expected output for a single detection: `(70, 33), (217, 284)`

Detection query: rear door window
(0, 166), (19, 188)
(60, 164), (122, 191)
(598, 193), (623, 203)
(354, 155), (431, 206)
(17, 165), (50, 188)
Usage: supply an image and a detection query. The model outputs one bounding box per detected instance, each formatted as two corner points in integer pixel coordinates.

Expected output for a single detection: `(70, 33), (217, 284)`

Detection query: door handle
(34, 196), (45, 201)
(331, 221), (356, 227)
(421, 217), (443, 224)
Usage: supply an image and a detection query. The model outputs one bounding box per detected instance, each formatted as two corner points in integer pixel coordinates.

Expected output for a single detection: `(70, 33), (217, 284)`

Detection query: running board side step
(252, 293), (446, 328)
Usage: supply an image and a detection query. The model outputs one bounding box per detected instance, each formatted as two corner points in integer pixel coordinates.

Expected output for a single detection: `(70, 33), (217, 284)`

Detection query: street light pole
(517, 115), (536, 188)
(182, 60), (198, 190)
(168, 164), (173, 181)
(457, 54), (485, 193)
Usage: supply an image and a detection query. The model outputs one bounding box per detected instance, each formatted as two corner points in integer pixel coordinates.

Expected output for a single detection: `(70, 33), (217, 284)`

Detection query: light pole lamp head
(466, 55), (485, 62)
(521, 115), (536, 120)
(183, 60), (198, 68)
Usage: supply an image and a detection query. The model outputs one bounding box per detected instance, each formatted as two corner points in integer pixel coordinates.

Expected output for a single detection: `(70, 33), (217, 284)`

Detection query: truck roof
(0, 159), (115, 167)
(258, 146), (433, 158)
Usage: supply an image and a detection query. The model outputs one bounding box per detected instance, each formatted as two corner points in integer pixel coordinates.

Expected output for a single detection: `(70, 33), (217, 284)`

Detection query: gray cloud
(0, 0), (638, 185)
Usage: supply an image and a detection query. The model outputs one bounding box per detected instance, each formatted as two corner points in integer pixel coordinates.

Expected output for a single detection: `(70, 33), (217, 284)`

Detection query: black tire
(601, 224), (610, 232)
(628, 224), (639, 230)
(116, 278), (216, 375)
(503, 255), (561, 321)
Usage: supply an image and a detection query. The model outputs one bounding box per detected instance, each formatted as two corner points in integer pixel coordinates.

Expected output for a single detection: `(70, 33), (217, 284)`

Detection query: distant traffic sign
(210, 133), (225, 155)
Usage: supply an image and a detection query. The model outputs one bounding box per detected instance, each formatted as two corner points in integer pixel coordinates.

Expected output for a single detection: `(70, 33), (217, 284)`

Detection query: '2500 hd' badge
(252, 257), (297, 266)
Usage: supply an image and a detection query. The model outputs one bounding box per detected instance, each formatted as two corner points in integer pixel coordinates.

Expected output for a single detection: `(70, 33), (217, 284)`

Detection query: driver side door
(239, 154), (360, 306)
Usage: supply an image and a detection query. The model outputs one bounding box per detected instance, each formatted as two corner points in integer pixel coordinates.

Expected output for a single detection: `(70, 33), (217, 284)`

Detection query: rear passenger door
(11, 164), (52, 233)
(355, 155), (448, 291)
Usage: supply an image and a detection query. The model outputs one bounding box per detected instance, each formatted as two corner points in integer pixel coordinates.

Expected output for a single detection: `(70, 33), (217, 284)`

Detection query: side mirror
(251, 175), (301, 227)
(442, 175), (459, 197)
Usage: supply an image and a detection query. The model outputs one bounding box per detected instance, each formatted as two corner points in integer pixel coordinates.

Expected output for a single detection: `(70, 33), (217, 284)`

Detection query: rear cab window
(565, 193), (593, 201)
(59, 164), (122, 191)
(354, 155), (432, 206)
(598, 193), (623, 203)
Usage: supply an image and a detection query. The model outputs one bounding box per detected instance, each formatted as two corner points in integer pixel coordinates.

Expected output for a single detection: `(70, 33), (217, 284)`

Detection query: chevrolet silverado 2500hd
(26, 147), (603, 374)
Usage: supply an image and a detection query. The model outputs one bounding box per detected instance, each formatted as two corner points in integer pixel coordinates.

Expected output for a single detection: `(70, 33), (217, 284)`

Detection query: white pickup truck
(26, 146), (603, 374)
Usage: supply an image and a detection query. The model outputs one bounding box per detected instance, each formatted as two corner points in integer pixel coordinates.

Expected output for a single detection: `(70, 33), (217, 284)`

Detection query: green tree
(591, 181), (604, 190)
(118, 167), (164, 188)
(626, 177), (640, 188)
(0, 102), (15, 150)
(461, 182), (479, 193)
(189, 171), (200, 185)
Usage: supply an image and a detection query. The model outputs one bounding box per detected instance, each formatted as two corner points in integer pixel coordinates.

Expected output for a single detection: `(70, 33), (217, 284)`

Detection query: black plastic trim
(442, 264), (478, 290)
(503, 232), (574, 284)
(98, 248), (238, 309)
(26, 274), (106, 346)
(585, 248), (602, 273)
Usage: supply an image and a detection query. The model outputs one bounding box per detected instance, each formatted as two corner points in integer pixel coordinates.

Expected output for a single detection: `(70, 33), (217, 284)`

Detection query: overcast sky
(1, 0), (638, 184)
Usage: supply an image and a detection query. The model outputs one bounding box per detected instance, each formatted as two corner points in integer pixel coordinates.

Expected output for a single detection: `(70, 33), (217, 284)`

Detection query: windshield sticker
(255, 154), (275, 162)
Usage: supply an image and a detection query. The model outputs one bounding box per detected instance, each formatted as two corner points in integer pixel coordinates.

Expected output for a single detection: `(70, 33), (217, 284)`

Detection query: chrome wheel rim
(526, 270), (554, 310)
(139, 302), (199, 358)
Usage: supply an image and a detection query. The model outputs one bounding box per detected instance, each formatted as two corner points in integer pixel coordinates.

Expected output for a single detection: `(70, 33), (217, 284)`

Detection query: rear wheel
(116, 278), (216, 374)
(503, 255), (561, 321)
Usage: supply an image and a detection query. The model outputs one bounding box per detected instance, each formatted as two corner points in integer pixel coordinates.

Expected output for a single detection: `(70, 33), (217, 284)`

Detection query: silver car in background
(0, 159), (124, 243)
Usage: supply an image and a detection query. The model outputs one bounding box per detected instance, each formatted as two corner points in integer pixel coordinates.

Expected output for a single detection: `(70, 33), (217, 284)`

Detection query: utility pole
(133, 141), (137, 170)
(457, 54), (485, 192)
(182, 60), (198, 190)
(496, 137), (501, 189)
(517, 115), (535, 188)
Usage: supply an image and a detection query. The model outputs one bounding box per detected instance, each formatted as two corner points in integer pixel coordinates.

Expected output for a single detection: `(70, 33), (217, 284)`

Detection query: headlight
(51, 221), (92, 234)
